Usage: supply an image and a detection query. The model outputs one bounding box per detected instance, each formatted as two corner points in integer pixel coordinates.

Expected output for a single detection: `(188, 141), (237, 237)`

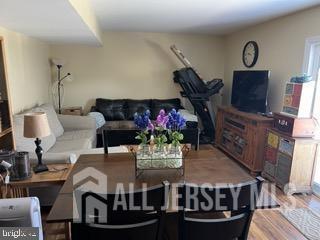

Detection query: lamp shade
(24, 112), (51, 139)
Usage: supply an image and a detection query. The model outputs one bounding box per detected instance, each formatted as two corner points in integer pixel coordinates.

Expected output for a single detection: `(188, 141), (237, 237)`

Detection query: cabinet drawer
(62, 108), (82, 116)
(275, 153), (292, 186)
(267, 131), (279, 148)
(277, 152), (292, 169)
(265, 147), (277, 164)
(264, 161), (276, 177)
(276, 167), (291, 186)
(279, 138), (294, 156)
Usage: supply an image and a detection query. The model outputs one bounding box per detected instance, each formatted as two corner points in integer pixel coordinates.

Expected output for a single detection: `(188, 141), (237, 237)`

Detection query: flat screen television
(231, 70), (269, 113)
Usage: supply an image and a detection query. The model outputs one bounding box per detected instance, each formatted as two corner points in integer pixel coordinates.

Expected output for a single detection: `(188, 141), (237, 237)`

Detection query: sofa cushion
(35, 104), (64, 137)
(57, 130), (95, 142)
(151, 98), (183, 119)
(96, 98), (127, 121)
(13, 113), (56, 153)
(127, 99), (152, 120)
(48, 138), (92, 153)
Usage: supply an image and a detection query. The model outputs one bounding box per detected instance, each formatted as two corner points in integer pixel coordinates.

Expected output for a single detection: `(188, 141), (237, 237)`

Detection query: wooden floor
(43, 144), (320, 240)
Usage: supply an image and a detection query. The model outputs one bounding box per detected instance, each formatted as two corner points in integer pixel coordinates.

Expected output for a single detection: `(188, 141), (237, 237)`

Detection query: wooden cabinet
(262, 128), (318, 194)
(0, 37), (13, 150)
(216, 106), (274, 174)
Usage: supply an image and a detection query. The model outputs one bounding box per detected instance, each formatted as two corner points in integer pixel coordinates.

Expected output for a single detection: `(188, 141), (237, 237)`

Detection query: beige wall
(50, 31), (224, 112)
(224, 6), (320, 112)
(0, 26), (51, 114)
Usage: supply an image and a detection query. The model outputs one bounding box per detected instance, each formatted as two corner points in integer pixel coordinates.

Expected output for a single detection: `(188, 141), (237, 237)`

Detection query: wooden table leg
(45, 221), (71, 240)
(65, 221), (71, 240)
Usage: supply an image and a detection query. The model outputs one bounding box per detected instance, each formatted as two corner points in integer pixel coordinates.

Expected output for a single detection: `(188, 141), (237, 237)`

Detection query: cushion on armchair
(96, 98), (127, 121)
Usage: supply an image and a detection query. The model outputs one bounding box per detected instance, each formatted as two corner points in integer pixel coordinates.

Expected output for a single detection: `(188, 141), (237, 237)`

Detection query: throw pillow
(87, 112), (106, 129)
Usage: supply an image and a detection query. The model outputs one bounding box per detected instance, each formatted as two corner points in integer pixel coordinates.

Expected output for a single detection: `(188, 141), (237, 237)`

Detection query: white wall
(224, 6), (320, 112)
(0, 26), (51, 114)
(50, 31), (225, 112)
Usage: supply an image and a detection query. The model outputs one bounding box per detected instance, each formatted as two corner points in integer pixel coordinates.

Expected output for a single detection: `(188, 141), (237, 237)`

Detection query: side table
(62, 107), (83, 116)
(1, 163), (73, 198)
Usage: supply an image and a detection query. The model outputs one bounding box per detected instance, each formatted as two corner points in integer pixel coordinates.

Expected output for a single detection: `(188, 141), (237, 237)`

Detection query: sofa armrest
(58, 114), (95, 131)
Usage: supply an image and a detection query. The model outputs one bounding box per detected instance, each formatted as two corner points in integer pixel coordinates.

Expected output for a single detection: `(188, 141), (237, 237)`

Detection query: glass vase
(152, 144), (167, 168)
(138, 144), (150, 157)
(167, 144), (182, 168)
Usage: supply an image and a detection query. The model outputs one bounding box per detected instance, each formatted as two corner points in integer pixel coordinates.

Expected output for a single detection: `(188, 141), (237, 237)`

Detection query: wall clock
(242, 41), (259, 68)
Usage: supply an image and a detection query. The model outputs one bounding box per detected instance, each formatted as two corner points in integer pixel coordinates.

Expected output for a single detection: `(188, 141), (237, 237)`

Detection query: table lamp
(23, 112), (51, 173)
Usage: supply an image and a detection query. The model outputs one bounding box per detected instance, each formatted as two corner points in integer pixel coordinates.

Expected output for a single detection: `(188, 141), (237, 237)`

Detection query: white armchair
(13, 104), (97, 164)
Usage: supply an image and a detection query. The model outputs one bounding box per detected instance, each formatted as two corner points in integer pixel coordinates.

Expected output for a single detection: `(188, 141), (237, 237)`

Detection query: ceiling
(0, 0), (319, 45)
(0, 0), (101, 45)
(91, 0), (320, 34)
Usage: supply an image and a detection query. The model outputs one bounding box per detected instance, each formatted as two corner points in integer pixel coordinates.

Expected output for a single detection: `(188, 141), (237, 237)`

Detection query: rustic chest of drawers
(263, 128), (319, 194)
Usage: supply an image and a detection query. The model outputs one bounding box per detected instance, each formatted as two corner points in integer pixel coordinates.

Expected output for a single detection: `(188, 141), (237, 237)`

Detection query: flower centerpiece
(133, 109), (187, 171)
(134, 110), (154, 156)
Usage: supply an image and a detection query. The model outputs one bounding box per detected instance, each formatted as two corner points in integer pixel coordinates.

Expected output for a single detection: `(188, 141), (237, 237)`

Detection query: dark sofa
(91, 98), (199, 149)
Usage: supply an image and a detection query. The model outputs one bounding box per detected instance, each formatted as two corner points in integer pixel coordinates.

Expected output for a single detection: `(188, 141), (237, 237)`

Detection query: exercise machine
(170, 45), (224, 143)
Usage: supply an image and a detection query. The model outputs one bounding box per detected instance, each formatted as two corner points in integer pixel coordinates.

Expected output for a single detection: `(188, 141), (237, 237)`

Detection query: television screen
(231, 70), (269, 113)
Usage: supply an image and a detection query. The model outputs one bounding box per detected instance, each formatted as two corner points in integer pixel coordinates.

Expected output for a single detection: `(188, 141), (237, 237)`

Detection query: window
(303, 36), (320, 118)
(303, 36), (320, 196)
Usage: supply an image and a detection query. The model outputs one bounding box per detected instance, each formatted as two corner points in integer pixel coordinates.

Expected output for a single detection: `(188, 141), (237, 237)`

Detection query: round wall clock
(242, 41), (259, 68)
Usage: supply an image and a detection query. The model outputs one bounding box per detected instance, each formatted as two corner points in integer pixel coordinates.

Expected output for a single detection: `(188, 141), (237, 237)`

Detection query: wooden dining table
(46, 149), (279, 239)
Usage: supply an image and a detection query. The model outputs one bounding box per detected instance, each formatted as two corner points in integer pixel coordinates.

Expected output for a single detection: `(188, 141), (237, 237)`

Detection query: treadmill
(170, 45), (224, 143)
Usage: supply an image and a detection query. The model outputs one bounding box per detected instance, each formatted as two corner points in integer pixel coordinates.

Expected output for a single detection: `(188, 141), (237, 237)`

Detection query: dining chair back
(178, 177), (264, 240)
(72, 181), (170, 240)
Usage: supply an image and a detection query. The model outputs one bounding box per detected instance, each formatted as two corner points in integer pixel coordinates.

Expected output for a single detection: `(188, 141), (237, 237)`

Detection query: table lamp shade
(24, 112), (51, 138)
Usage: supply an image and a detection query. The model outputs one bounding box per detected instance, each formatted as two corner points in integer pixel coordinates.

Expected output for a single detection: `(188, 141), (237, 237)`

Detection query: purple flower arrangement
(134, 109), (186, 149)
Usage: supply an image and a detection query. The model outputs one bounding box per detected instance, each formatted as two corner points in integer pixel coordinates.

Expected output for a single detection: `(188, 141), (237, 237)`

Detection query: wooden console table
(215, 106), (274, 175)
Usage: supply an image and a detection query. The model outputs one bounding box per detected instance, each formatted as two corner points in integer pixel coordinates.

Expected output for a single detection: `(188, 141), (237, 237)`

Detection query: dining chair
(178, 177), (264, 240)
(72, 181), (170, 240)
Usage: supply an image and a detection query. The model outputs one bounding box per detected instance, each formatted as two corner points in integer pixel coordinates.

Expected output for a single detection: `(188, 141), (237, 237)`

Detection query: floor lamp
(51, 58), (71, 114)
